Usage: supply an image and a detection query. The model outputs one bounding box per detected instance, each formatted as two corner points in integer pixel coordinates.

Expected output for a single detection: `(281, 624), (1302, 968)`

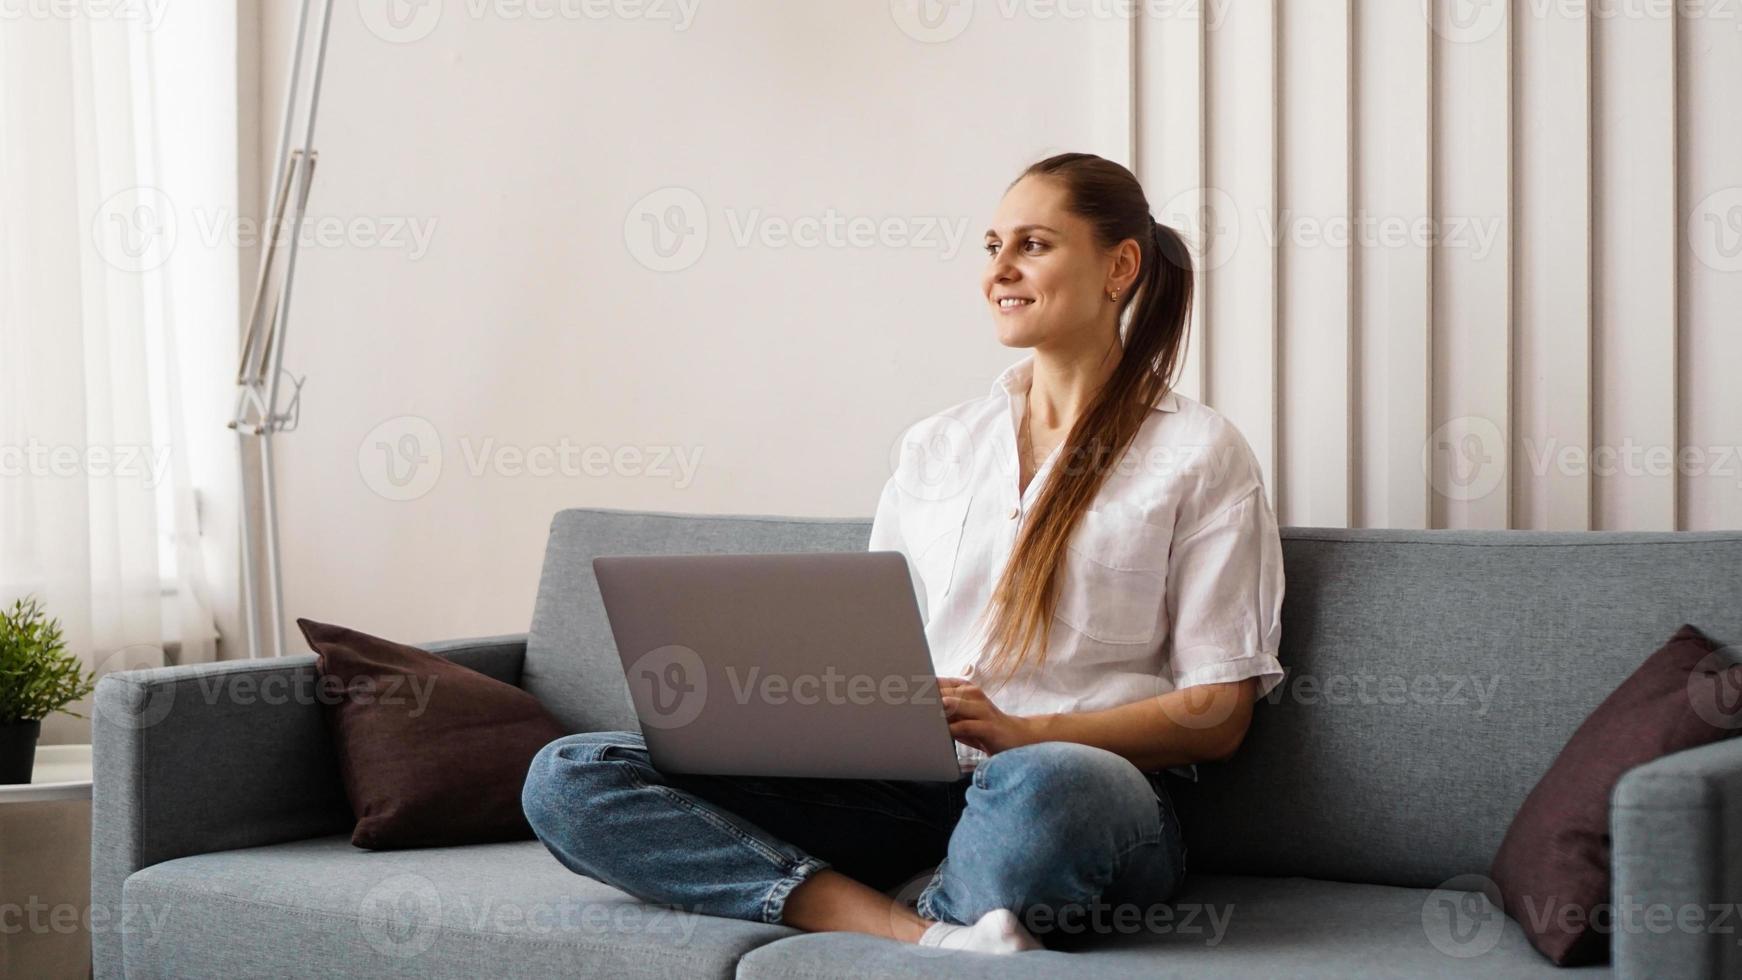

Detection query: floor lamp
(229, 0), (337, 659)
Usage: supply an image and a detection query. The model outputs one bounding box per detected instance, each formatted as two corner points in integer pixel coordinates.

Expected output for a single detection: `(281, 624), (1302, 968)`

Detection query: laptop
(592, 550), (963, 781)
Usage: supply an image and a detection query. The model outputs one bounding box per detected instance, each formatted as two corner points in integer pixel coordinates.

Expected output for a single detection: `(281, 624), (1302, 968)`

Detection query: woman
(521, 152), (1286, 954)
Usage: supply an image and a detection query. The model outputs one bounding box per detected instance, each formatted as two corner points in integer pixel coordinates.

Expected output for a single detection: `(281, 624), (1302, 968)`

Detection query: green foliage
(0, 597), (97, 725)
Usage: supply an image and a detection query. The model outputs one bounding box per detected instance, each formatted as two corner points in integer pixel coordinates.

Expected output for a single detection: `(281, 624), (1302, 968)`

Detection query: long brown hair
(969, 152), (1195, 689)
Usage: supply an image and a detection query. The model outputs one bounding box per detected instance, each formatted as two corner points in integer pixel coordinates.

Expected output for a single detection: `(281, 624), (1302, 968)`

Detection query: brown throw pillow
(1489, 623), (1742, 966)
(296, 618), (567, 850)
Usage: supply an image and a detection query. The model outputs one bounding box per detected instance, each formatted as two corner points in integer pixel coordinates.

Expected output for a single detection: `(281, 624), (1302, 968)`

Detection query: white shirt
(868, 354), (1287, 776)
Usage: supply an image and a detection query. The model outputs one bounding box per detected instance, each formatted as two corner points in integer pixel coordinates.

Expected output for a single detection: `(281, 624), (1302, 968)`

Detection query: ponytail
(969, 154), (1195, 688)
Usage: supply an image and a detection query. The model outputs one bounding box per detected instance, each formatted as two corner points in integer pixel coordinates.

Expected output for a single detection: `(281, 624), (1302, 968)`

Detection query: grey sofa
(92, 507), (1742, 979)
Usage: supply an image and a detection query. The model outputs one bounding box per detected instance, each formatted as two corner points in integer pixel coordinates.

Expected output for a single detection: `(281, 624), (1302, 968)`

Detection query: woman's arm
(941, 676), (1258, 772)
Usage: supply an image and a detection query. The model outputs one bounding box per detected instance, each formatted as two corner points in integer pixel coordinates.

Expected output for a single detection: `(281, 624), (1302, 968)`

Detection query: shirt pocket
(906, 491), (973, 611)
(1053, 508), (1170, 646)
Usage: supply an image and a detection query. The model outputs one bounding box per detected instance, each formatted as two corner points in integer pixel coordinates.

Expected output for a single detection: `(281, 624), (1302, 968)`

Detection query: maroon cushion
(296, 618), (567, 850)
(1489, 623), (1742, 965)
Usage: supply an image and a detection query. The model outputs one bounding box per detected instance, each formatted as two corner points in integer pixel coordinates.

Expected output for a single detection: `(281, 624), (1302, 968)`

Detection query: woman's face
(981, 175), (1129, 351)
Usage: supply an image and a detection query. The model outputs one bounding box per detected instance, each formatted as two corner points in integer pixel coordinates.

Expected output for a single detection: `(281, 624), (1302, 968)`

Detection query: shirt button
(1008, 506), (1019, 519)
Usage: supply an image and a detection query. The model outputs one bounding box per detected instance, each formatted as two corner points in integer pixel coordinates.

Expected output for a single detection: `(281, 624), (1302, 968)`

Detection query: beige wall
(252, 1), (1742, 654)
(255, 1), (1124, 649)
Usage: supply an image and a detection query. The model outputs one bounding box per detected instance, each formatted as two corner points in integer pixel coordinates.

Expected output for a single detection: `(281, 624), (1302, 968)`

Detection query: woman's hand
(939, 677), (1040, 756)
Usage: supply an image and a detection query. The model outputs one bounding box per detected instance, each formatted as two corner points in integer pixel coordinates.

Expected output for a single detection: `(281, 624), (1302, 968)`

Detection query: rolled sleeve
(1164, 484), (1287, 700)
(868, 474), (929, 624)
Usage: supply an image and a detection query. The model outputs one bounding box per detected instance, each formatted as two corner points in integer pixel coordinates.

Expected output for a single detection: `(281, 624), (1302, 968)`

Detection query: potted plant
(0, 596), (97, 784)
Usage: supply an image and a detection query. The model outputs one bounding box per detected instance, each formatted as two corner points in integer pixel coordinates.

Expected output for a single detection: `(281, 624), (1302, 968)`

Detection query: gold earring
(1108, 289), (1119, 302)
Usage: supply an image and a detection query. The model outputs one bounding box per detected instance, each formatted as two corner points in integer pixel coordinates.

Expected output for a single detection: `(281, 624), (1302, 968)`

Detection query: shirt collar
(991, 355), (1180, 413)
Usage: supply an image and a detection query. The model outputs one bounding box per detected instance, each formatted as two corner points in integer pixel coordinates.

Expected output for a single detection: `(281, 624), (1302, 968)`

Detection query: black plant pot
(0, 719), (42, 784)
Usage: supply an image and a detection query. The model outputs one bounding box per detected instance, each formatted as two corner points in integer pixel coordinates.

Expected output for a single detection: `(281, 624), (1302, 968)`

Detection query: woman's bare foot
(781, 869), (931, 943)
(781, 870), (1041, 952)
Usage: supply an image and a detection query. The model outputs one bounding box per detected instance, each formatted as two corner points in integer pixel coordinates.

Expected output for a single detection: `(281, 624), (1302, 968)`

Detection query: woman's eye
(985, 238), (1045, 256)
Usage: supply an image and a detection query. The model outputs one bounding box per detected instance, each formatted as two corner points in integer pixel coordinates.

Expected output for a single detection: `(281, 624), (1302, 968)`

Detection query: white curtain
(0, 8), (237, 744)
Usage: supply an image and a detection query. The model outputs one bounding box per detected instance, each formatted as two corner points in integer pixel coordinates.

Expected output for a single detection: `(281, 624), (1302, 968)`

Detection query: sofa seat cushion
(120, 834), (795, 980)
(738, 875), (1613, 979)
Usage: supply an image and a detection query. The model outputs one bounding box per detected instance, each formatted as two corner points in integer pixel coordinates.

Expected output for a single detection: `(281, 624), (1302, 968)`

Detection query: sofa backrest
(525, 508), (1742, 888)
(524, 508), (873, 734)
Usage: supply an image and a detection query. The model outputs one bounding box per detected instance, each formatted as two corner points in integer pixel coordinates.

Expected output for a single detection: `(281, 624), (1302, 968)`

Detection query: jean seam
(761, 856), (830, 924)
(569, 738), (633, 764)
(914, 860), (949, 923)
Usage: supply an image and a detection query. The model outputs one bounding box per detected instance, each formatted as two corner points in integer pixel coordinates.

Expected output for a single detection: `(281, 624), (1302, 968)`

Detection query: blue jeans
(521, 731), (1188, 946)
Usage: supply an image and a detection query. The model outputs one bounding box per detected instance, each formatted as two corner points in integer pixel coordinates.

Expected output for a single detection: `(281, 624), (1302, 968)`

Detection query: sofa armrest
(1610, 736), (1742, 980)
(90, 633), (529, 980)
